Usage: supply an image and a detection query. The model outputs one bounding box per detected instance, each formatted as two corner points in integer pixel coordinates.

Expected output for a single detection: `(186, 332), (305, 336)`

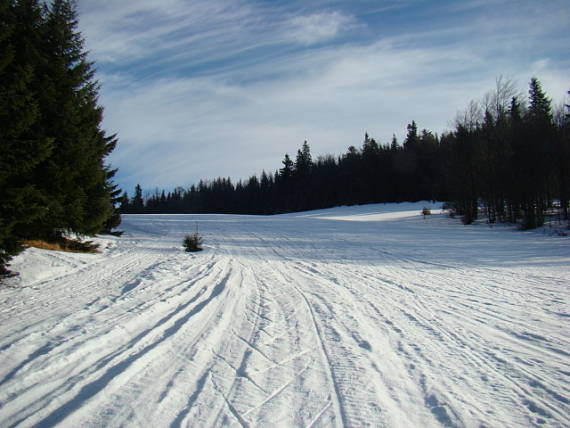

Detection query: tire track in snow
(250, 228), (423, 426)
(144, 260), (248, 427)
(254, 272), (324, 426)
(289, 261), (426, 427)
(293, 259), (484, 426)
(200, 250), (313, 425)
(209, 231), (342, 426)
(205, 262), (275, 427)
(5, 259), (231, 427)
(0, 254), (219, 412)
(293, 254), (570, 427)
(37, 262), (232, 427)
(290, 282), (347, 427)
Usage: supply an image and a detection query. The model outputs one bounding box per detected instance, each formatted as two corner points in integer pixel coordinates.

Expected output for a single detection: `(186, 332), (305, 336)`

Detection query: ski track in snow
(0, 202), (569, 427)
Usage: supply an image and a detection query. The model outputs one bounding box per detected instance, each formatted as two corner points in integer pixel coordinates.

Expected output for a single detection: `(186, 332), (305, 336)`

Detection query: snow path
(1, 202), (569, 427)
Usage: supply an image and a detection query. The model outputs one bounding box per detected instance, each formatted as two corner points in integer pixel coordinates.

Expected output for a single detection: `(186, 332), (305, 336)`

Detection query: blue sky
(76, 0), (569, 195)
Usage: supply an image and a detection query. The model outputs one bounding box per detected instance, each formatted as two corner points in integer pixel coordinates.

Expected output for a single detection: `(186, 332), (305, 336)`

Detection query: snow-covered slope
(1, 202), (569, 427)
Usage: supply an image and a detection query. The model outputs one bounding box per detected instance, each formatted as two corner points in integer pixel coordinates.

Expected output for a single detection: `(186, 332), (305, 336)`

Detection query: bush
(421, 207), (432, 216)
(183, 232), (203, 252)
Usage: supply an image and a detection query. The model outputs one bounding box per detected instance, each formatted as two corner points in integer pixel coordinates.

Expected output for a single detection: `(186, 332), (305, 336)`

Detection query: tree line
(122, 78), (569, 229)
(0, 0), (120, 274)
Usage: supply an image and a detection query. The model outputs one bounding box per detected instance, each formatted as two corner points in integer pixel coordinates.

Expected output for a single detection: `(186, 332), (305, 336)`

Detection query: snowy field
(1, 202), (569, 428)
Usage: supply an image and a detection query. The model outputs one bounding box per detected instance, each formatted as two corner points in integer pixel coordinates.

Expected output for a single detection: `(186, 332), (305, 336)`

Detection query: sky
(76, 0), (570, 195)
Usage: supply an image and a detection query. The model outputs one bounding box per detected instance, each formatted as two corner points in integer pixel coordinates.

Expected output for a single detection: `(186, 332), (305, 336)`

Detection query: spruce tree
(361, 133), (380, 203)
(27, 0), (119, 238)
(559, 92), (570, 220)
(507, 96), (524, 222)
(131, 185), (144, 213)
(1, 0), (119, 273)
(294, 141), (313, 210)
(280, 154), (294, 178)
(102, 168), (122, 231)
(295, 141), (313, 176)
(390, 134), (399, 151)
(0, 0), (52, 273)
(277, 154), (294, 212)
(519, 78), (554, 228)
(404, 121), (418, 149)
(399, 121), (420, 200)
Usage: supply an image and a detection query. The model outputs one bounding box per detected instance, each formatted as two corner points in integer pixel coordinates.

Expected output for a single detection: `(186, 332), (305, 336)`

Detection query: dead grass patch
(23, 238), (100, 254)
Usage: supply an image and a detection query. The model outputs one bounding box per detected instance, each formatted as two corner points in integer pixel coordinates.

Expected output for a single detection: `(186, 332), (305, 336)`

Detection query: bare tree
(482, 76), (522, 120)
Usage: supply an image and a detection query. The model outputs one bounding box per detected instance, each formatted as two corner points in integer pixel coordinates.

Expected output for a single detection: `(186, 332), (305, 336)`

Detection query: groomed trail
(1, 202), (569, 427)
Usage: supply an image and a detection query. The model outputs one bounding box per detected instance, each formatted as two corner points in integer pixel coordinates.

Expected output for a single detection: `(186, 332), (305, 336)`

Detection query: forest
(122, 78), (570, 231)
(0, 0), (120, 274)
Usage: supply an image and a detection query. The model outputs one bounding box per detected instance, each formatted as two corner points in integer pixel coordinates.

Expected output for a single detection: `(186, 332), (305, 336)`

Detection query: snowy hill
(1, 202), (569, 427)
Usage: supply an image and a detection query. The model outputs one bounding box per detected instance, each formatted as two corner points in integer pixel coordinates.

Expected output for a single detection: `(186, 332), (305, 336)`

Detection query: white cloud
(100, 41), (494, 189)
(77, 0), (570, 192)
(286, 11), (356, 45)
(79, 0), (256, 68)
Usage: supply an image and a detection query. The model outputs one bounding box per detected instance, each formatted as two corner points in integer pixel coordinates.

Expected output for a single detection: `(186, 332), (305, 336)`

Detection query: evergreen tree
(277, 154), (294, 212)
(361, 133), (380, 203)
(118, 191), (130, 213)
(131, 184), (144, 213)
(27, 0), (117, 238)
(558, 92), (570, 220)
(337, 145), (360, 205)
(527, 78), (552, 122)
(103, 168), (122, 231)
(396, 121), (420, 200)
(390, 134), (399, 151)
(506, 96), (524, 222)
(1, 0), (119, 273)
(294, 141), (313, 209)
(280, 154), (294, 179)
(295, 140), (313, 175)
(518, 78), (553, 228)
(404, 120), (418, 149)
(0, 0), (52, 272)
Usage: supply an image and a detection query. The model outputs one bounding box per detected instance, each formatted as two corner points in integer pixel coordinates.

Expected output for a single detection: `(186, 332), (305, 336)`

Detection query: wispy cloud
(285, 11), (356, 45)
(97, 42), (495, 188)
(80, 0), (259, 72)
(77, 0), (570, 192)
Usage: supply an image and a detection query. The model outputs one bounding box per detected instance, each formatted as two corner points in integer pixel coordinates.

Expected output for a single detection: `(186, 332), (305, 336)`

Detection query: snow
(1, 202), (569, 427)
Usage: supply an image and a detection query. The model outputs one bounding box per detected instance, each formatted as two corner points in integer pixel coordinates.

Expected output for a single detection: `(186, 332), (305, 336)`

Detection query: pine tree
(361, 133), (380, 203)
(294, 141), (313, 210)
(518, 78), (554, 228)
(277, 154), (294, 212)
(404, 121), (418, 149)
(118, 191), (130, 213)
(558, 92), (570, 220)
(131, 185), (144, 213)
(390, 134), (399, 151)
(102, 168), (122, 231)
(1, 0), (120, 274)
(36, 0), (117, 236)
(295, 141), (313, 177)
(398, 121), (420, 200)
(0, 0), (52, 273)
(528, 78), (552, 122)
(280, 154), (294, 179)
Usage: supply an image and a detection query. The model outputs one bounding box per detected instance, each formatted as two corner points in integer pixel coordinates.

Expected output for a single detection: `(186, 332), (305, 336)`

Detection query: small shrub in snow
(421, 207), (432, 217)
(183, 232), (203, 252)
